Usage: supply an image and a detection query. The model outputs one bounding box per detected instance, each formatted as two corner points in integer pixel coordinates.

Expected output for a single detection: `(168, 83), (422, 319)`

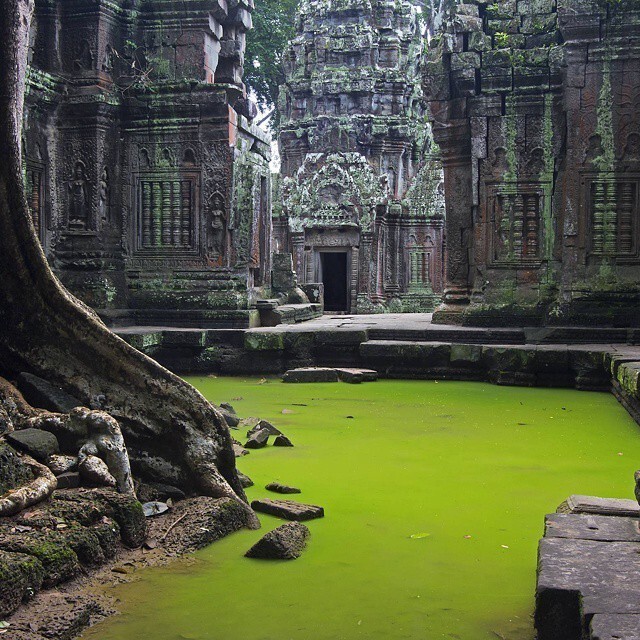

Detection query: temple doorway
(320, 251), (349, 312)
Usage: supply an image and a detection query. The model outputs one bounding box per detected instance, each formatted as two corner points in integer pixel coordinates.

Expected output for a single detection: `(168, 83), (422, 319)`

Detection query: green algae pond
(83, 378), (640, 640)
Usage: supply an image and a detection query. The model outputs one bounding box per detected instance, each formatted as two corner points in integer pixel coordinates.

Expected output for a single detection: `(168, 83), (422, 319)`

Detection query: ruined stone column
(432, 119), (474, 322)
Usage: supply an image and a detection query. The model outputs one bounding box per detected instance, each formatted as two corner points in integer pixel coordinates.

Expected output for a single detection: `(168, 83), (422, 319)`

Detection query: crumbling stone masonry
(424, 0), (640, 326)
(23, 0), (271, 328)
(276, 0), (445, 314)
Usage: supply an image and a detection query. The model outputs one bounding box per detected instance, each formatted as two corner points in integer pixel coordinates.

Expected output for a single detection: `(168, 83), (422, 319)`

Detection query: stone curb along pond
(76, 376), (640, 640)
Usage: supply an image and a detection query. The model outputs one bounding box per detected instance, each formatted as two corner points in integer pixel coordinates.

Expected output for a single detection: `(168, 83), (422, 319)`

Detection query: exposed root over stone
(0, 455), (56, 516)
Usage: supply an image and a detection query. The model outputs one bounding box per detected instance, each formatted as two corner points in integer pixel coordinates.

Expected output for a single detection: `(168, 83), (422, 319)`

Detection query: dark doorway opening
(321, 252), (348, 312)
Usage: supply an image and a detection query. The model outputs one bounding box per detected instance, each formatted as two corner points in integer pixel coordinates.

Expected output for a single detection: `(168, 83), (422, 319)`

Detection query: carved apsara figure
(68, 161), (89, 229)
(207, 193), (227, 261)
(99, 167), (109, 224)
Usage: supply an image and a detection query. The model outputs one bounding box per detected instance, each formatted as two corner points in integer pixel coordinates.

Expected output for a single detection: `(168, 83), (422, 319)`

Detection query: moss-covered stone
(244, 332), (285, 352)
(0, 550), (45, 617)
(0, 529), (80, 587)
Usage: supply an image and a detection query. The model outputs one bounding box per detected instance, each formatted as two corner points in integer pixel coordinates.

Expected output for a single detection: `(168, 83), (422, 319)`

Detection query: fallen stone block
(335, 368), (379, 383)
(245, 522), (310, 560)
(282, 368), (340, 383)
(17, 372), (82, 413)
(238, 472), (254, 488)
(7, 429), (59, 462)
(545, 513), (640, 543)
(247, 420), (282, 438)
(556, 495), (640, 518)
(245, 429), (270, 449)
(266, 482), (301, 495)
(251, 498), (324, 521)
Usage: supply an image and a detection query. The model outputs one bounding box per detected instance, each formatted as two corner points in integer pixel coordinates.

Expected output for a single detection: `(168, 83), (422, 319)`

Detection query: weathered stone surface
(245, 522), (310, 560)
(55, 472), (80, 489)
(6, 429), (59, 461)
(237, 472), (254, 488)
(273, 435), (294, 447)
(158, 497), (253, 553)
(283, 368), (340, 383)
(247, 420), (282, 438)
(335, 368), (379, 384)
(78, 456), (117, 488)
(545, 513), (640, 543)
(556, 495), (640, 518)
(251, 499), (324, 521)
(590, 613), (640, 640)
(233, 443), (250, 457)
(0, 529), (80, 588)
(536, 537), (640, 639)
(265, 483), (301, 495)
(46, 455), (78, 476)
(17, 373), (81, 413)
(0, 550), (45, 618)
(245, 429), (270, 449)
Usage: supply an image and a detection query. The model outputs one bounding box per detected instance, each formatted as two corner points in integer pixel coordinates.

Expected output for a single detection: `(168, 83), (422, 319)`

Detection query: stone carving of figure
(622, 132), (640, 164)
(68, 162), (89, 230)
(99, 168), (109, 224)
(74, 40), (93, 71)
(585, 134), (603, 165)
(207, 194), (227, 261)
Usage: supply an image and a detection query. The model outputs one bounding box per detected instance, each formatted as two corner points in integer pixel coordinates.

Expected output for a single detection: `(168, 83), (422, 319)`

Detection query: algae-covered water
(84, 379), (640, 640)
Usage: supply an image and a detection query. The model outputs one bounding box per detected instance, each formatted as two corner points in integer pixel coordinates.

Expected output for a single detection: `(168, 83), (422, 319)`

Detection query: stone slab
(282, 368), (340, 383)
(556, 495), (640, 518)
(17, 372), (82, 413)
(545, 513), (640, 543)
(537, 537), (640, 616)
(251, 499), (324, 521)
(335, 368), (378, 383)
(590, 614), (640, 639)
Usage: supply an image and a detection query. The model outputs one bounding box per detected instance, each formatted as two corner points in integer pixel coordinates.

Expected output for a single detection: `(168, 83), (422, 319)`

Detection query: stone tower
(275, 0), (445, 313)
(424, 0), (640, 326)
(23, 0), (271, 328)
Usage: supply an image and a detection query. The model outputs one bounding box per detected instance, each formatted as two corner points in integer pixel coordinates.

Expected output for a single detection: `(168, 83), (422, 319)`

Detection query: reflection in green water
(84, 379), (640, 640)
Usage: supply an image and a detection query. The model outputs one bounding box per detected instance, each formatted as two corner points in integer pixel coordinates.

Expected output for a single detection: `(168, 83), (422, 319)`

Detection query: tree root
(0, 454), (57, 516)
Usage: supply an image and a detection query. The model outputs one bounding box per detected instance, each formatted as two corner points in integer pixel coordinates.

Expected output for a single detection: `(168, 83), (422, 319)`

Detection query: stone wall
(23, 0), (271, 328)
(276, 0), (445, 313)
(424, 0), (640, 326)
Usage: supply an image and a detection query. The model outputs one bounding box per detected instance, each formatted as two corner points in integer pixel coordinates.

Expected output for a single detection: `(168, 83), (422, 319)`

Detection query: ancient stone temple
(275, 0), (445, 313)
(22, 0), (272, 328)
(424, 0), (640, 326)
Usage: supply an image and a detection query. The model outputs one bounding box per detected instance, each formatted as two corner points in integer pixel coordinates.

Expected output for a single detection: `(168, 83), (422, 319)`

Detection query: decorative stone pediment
(282, 152), (387, 233)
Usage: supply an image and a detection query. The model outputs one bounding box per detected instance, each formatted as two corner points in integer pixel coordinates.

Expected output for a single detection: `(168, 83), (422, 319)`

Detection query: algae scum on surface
(83, 379), (640, 640)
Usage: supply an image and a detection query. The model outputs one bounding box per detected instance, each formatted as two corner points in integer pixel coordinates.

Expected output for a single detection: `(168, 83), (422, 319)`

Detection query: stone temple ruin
(424, 0), (640, 326)
(275, 0), (445, 313)
(19, 0), (640, 328)
(23, 0), (271, 328)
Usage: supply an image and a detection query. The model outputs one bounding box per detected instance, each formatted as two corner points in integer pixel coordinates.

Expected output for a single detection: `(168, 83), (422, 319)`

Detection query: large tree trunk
(0, 0), (255, 524)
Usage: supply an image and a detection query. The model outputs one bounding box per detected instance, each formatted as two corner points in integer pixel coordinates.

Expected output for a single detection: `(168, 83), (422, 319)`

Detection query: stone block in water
(266, 483), (301, 495)
(335, 368), (378, 383)
(251, 499), (324, 521)
(556, 495), (640, 518)
(282, 368), (340, 383)
(245, 522), (310, 560)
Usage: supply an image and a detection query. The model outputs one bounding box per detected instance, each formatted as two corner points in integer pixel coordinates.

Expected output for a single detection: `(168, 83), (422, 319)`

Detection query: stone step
(251, 499), (324, 521)
(556, 495), (640, 518)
